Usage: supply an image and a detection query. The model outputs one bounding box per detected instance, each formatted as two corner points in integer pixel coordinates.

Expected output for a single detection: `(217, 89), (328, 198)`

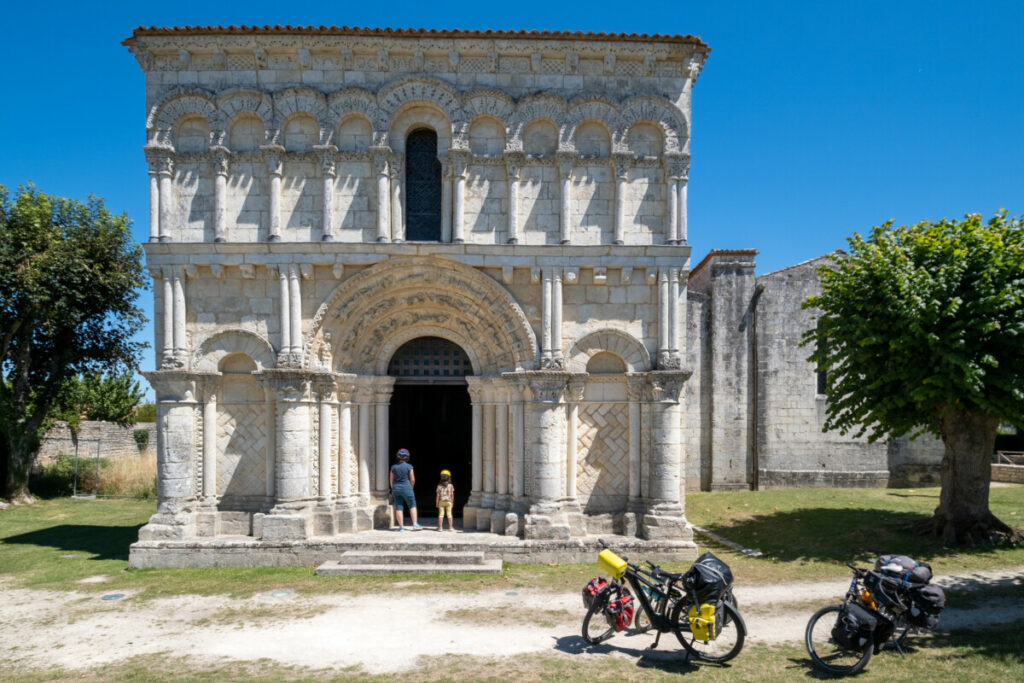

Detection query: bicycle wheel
(672, 599), (746, 663)
(805, 605), (873, 675)
(582, 587), (617, 644)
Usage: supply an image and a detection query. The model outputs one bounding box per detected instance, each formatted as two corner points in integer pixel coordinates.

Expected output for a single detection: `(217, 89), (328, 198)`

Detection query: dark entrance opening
(387, 337), (473, 517)
(388, 385), (471, 516)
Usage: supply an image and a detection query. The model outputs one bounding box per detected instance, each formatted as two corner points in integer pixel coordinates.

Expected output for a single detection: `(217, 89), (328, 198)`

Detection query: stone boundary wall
(992, 464), (1024, 484)
(36, 421), (157, 467)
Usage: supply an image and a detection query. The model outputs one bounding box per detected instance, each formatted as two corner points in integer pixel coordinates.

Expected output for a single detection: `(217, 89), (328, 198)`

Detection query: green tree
(51, 371), (147, 431)
(0, 185), (146, 502)
(805, 211), (1024, 545)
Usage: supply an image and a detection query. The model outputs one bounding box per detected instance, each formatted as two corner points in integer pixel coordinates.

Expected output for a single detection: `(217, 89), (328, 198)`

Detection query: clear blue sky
(2, 1), (1021, 400)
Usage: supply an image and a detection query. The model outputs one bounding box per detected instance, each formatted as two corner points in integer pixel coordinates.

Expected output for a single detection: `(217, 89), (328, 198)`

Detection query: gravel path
(1, 567), (1021, 675)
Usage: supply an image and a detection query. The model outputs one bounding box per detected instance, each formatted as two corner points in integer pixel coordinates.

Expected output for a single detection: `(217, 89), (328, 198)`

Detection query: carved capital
(262, 145), (285, 176)
(449, 149), (470, 177)
(664, 153), (690, 180)
(315, 145), (338, 176)
(259, 369), (312, 402)
(613, 152), (632, 179)
(555, 151), (576, 177)
(370, 146), (391, 175)
(504, 150), (525, 178)
(211, 146), (230, 176)
(145, 147), (174, 176)
(143, 370), (197, 403)
(656, 349), (683, 371)
(516, 372), (574, 403)
(566, 374), (588, 403)
(313, 373), (338, 402)
(389, 154), (404, 179)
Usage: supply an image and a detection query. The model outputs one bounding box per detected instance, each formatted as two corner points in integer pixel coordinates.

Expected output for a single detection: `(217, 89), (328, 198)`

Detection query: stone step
(338, 549), (487, 565)
(315, 558), (504, 575)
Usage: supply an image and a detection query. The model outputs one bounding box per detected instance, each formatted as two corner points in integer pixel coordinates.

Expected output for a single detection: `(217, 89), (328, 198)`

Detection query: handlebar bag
(831, 602), (877, 651)
(908, 583), (945, 629)
(875, 554), (933, 585)
(683, 552), (734, 603)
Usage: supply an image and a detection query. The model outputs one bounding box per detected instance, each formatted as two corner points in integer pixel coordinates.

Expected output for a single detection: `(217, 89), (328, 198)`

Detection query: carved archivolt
(566, 329), (651, 373)
(193, 329), (277, 373)
(146, 77), (689, 155)
(147, 87), (219, 146)
(308, 257), (537, 375)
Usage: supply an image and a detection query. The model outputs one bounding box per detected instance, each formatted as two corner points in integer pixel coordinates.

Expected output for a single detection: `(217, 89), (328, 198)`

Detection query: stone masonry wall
(36, 421), (157, 467)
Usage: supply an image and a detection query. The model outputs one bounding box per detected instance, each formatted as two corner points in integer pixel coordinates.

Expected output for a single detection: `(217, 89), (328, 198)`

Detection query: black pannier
(831, 602), (877, 651)
(864, 570), (907, 608)
(908, 583), (945, 630)
(683, 552), (734, 603)
(875, 554), (933, 585)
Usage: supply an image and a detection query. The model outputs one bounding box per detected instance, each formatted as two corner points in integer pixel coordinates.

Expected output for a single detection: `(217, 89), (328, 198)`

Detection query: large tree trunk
(0, 433), (35, 504)
(926, 407), (1017, 545)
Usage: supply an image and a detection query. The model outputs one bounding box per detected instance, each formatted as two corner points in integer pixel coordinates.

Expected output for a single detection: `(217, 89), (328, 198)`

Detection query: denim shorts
(392, 488), (416, 511)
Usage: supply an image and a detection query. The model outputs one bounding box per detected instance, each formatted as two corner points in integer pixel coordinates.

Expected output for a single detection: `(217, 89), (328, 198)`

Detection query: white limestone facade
(125, 26), (708, 553)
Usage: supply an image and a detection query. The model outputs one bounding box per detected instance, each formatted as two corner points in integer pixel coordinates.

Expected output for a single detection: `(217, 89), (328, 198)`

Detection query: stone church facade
(124, 26), (936, 564)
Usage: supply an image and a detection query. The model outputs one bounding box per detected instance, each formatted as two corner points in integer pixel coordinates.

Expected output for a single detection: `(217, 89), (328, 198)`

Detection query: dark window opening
(405, 128), (442, 241)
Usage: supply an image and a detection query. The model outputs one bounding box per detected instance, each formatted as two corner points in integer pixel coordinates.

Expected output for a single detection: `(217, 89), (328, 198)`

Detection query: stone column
(556, 151), (575, 244)
(313, 375), (337, 536)
(211, 146), (229, 242)
(504, 151), (523, 244)
(156, 153), (173, 243)
(390, 153), (405, 242)
(201, 377), (218, 500)
(450, 149), (469, 243)
(355, 383), (373, 502)
(678, 155), (690, 244)
(263, 146), (284, 242)
(463, 377), (485, 530)
(521, 372), (573, 540)
(665, 154), (687, 244)
(641, 371), (693, 541)
(493, 388), (510, 532)
(160, 268), (173, 366)
(288, 265), (302, 363)
(139, 371), (199, 540)
(317, 145), (337, 242)
(171, 266), (187, 365)
(541, 269), (565, 370)
(373, 379), (395, 495)
(260, 370), (314, 541)
(371, 146), (391, 242)
(612, 153), (631, 245)
(618, 376), (643, 532)
(276, 266), (292, 359)
(144, 150), (161, 242)
(440, 156), (453, 243)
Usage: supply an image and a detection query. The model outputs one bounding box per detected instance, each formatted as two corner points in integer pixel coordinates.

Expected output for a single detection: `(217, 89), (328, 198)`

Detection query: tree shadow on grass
(552, 634), (703, 675)
(1, 523), (144, 561)
(699, 507), (1016, 565)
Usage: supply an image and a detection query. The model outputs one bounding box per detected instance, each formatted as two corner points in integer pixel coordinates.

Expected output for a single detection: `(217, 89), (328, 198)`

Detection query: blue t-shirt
(391, 462), (414, 491)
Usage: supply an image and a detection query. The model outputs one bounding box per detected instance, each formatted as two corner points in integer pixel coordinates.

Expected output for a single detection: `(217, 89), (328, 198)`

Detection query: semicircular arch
(566, 329), (650, 373)
(309, 257), (537, 375)
(193, 329), (277, 373)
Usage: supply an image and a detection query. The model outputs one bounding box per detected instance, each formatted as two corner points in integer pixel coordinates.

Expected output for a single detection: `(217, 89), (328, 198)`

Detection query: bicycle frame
(621, 564), (678, 634)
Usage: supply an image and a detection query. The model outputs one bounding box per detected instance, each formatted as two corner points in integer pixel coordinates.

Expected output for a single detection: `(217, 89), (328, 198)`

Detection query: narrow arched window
(405, 128), (442, 241)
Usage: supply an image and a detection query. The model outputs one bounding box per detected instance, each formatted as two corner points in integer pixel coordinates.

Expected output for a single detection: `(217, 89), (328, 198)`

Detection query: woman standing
(389, 448), (422, 531)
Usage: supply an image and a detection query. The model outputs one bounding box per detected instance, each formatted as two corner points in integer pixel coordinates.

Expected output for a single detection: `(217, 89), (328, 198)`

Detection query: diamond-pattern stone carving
(577, 403), (628, 513)
(218, 403), (268, 499)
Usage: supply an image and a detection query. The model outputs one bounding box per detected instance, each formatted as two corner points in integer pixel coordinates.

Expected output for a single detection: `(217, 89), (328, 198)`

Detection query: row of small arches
(149, 78), (689, 158)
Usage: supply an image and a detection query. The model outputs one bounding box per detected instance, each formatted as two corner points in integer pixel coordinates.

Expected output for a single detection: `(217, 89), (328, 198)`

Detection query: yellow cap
(441, 469), (451, 477)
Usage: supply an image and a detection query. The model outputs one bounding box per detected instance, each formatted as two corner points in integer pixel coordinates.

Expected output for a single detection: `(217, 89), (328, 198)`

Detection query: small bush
(133, 428), (150, 449)
(134, 403), (157, 422)
(32, 453), (111, 498)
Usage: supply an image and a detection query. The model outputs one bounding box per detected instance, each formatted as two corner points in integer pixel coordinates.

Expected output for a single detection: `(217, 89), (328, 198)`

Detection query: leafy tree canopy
(50, 371), (147, 431)
(804, 210), (1024, 441)
(0, 184), (147, 501)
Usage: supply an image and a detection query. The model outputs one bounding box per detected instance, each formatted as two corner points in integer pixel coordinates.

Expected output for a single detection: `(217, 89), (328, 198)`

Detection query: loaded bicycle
(581, 541), (746, 663)
(805, 555), (945, 676)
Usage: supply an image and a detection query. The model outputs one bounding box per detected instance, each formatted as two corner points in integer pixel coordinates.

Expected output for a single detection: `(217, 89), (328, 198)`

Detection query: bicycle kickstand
(892, 639), (907, 659)
(648, 631), (662, 650)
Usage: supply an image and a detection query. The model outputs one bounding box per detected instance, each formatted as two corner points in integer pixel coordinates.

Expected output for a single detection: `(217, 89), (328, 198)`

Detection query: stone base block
(476, 508), (493, 531)
(566, 510), (588, 537)
(260, 514), (309, 541)
(373, 504), (393, 529)
(313, 508), (336, 536)
(523, 512), (571, 540)
(195, 511), (217, 537)
(490, 509), (507, 534)
(462, 505), (479, 530)
(218, 511), (253, 536)
(642, 513), (693, 541)
(621, 512), (639, 537)
(504, 512), (519, 537)
(137, 511), (195, 541)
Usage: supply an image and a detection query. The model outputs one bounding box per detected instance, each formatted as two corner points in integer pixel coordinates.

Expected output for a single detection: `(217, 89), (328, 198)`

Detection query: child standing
(435, 470), (455, 531)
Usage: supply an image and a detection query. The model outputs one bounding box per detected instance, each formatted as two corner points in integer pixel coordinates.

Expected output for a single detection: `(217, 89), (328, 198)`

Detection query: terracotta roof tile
(123, 24), (710, 51)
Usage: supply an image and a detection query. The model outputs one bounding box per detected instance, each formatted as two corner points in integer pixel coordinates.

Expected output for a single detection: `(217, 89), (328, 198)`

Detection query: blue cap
(396, 448), (410, 460)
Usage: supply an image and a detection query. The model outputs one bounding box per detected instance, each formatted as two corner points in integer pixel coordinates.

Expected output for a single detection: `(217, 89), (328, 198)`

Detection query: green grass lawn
(1, 486), (1021, 598)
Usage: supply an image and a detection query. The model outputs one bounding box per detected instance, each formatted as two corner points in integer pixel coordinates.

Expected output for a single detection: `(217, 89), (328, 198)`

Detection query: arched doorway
(387, 337), (472, 517)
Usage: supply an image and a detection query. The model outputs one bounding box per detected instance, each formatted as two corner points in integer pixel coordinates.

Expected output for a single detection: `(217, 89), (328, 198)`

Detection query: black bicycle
(582, 542), (746, 663)
(805, 563), (942, 676)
